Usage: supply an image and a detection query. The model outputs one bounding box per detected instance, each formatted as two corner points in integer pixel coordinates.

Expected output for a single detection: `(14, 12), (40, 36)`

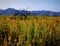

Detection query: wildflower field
(0, 16), (60, 46)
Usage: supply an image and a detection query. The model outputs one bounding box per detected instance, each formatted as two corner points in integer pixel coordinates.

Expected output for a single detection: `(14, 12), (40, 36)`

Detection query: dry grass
(0, 16), (60, 46)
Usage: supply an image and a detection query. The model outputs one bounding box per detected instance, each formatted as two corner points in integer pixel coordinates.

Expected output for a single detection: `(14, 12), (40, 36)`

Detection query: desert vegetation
(0, 16), (60, 46)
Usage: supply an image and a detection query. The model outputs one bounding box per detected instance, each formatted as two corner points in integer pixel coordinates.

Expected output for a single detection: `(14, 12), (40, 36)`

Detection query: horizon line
(0, 8), (60, 12)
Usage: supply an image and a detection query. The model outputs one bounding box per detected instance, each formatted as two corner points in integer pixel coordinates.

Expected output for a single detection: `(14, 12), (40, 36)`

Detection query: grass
(0, 15), (60, 46)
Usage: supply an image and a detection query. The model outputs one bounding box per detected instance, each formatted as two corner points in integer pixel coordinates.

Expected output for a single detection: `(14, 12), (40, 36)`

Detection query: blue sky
(0, 0), (60, 12)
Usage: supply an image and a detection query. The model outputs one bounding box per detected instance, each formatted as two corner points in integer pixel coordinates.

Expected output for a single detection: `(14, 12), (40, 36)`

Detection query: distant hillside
(0, 8), (60, 16)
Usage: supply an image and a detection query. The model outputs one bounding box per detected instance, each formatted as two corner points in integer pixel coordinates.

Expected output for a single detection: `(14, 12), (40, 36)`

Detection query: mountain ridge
(0, 8), (60, 16)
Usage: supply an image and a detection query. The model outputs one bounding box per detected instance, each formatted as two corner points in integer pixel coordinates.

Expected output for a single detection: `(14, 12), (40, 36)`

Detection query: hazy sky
(0, 0), (60, 12)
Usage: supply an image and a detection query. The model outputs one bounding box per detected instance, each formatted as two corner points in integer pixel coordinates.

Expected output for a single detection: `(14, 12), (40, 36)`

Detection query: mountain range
(0, 8), (60, 16)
